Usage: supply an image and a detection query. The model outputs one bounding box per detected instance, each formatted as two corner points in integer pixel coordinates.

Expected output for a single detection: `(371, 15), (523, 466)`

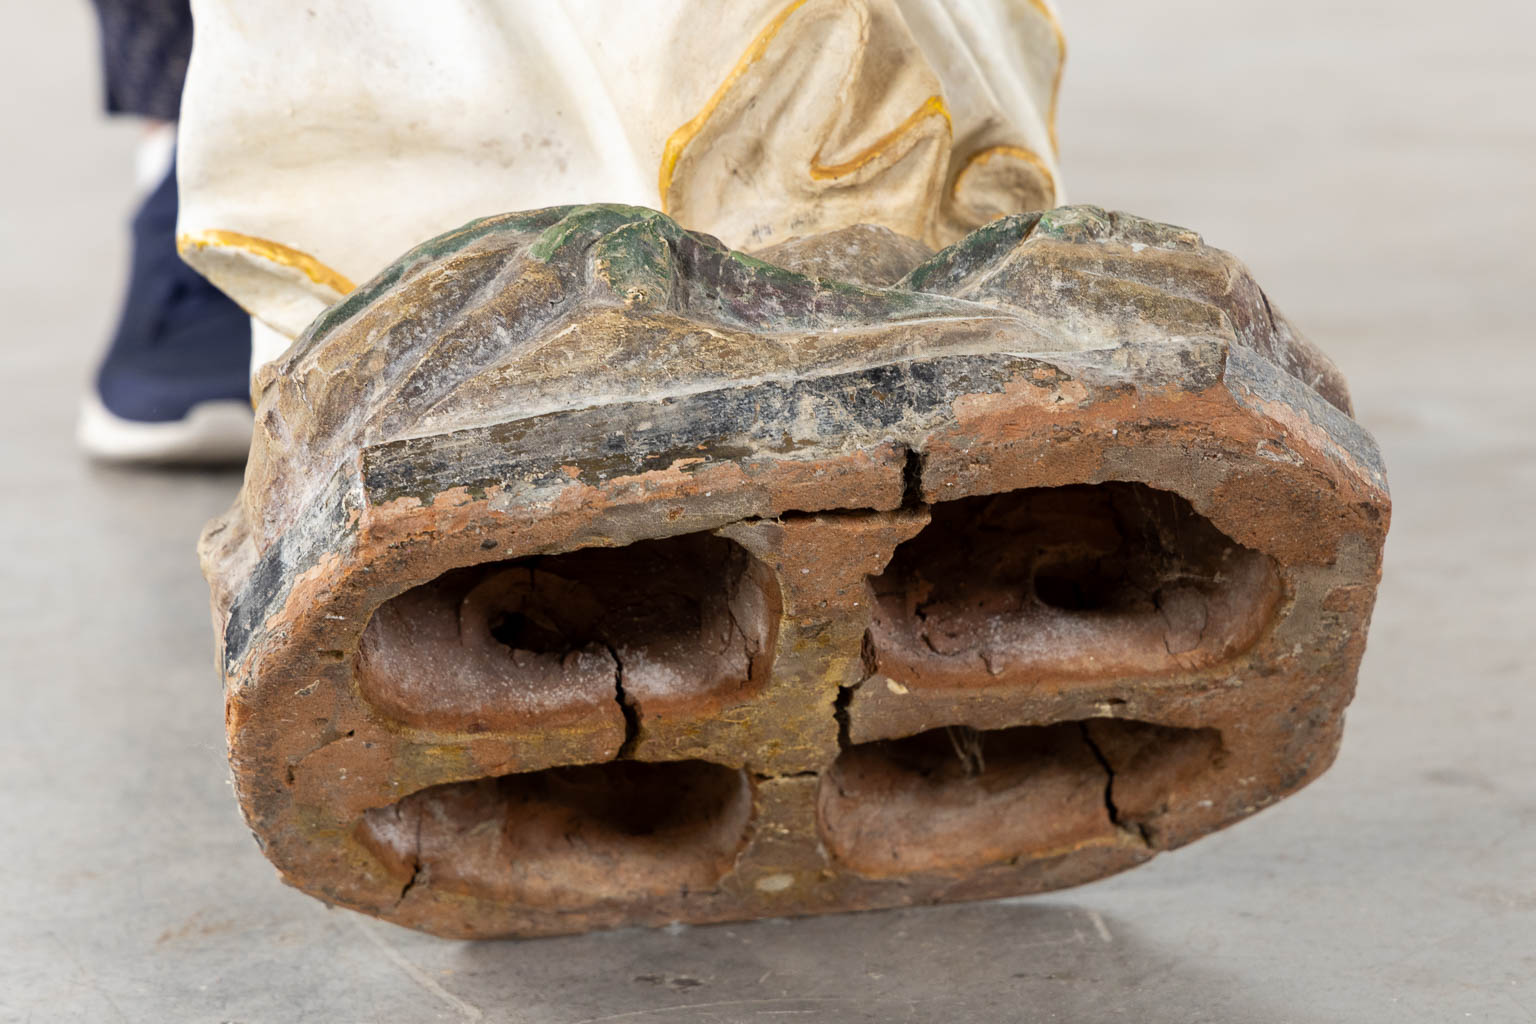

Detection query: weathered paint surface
(201, 205), (1389, 938)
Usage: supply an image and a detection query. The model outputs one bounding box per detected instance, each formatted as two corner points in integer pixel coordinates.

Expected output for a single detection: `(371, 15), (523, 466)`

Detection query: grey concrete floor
(2, 2), (1533, 1021)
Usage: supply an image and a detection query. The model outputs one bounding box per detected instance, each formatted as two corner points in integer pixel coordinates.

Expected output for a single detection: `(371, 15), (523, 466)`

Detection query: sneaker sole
(77, 392), (252, 465)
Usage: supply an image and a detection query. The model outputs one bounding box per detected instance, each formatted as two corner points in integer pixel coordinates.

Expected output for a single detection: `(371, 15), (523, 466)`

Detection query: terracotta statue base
(201, 205), (1389, 938)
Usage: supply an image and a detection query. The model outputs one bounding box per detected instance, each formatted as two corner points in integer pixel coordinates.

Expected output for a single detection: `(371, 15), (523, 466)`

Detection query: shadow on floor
(441, 897), (1287, 1023)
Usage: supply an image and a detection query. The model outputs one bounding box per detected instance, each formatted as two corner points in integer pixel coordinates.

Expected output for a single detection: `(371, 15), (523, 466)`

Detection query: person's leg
(80, 0), (252, 464)
(90, 0), (193, 123)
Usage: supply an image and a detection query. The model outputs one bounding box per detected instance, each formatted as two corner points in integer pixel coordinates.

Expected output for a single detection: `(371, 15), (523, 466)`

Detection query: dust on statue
(180, 2), (1388, 939)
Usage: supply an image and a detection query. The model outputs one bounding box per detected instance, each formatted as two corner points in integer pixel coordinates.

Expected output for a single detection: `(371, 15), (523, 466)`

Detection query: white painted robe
(176, 0), (1066, 354)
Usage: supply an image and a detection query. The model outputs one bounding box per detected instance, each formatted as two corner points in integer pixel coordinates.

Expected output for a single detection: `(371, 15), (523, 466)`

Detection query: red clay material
(200, 205), (1389, 938)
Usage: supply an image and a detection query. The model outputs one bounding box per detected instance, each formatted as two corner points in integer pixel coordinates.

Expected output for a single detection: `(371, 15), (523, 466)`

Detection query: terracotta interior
(867, 482), (1282, 688)
(818, 719), (1224, 877)
(347, 486), (1265, 907)
(358, 759), (753, 906)
(355, 532), (779, 733)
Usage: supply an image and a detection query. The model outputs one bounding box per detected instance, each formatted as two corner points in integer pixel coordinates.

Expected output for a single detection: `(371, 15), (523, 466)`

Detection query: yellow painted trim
(808, 94), (952, 181)
(952, 143), (1058, 209)
(658, 0), (1063, 204)
(177, 229), (356, 295)
(657, 0), (810, 211)
(1024, 0), (1067, 155)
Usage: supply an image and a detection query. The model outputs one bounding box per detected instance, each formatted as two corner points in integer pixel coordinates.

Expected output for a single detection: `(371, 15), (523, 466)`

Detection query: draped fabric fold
(177, 0), (1064, 343)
